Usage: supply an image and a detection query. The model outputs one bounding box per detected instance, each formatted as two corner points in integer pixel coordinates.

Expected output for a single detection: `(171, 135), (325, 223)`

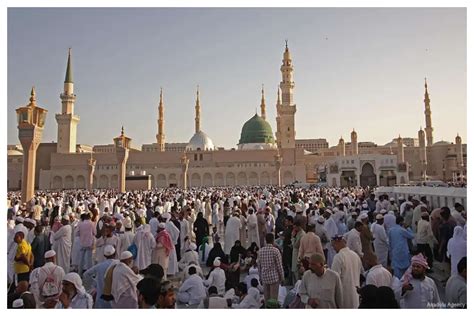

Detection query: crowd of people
(6, 185), (467, 309)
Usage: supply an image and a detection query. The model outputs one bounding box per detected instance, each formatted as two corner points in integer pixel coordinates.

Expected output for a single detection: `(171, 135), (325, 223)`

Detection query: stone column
(181, 153), (189, 190)
(274, 152), (283, 187)
(87, 157), (96, 191)
(116, 148), (129, 192)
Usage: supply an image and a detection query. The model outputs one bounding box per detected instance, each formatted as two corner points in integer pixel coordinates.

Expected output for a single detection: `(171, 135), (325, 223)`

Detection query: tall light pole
(181, 153), (189, 190)
(114, 126), (131, 193)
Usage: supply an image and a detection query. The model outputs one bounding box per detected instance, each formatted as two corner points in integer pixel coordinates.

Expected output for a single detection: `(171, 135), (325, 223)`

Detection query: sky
(7, 7), (467, 149)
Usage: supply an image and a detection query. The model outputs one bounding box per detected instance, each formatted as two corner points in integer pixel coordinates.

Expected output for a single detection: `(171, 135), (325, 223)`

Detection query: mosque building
(7, 43), (467, 190)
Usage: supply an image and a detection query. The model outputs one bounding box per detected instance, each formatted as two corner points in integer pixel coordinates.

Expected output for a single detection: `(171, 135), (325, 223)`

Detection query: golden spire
(29, 86), (37, 106)
(121, 126), (124, 136)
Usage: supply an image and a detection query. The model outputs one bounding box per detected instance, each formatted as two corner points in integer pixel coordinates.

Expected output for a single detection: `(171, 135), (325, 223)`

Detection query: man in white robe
(52, 216), (72, 273)
(205, 258), (226, 295)
(247, 208), (259, 247)
(177, 266), (206, 306)
(118, 220), (135, 255)
(165, 219), (180, 276)
(344, 221), (364, 258)
(133, 224), (156, 272)
(331, 235), (363, 309)
(364, 255), (392, 287)
(323, 209), (338, 266)
(110, 251), (143, 308)
(372, 214), (389, 267)
(95, 223), (121, 264)
(224, 213), (242, 254)
(178, 213), (190, 257)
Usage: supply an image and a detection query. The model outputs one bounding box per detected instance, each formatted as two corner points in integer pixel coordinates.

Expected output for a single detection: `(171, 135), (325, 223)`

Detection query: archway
(111, 175), (118, 189)
(52, 176), (63, 190)
(93, 175), (98, 189)
(249, 172), (259, 185)
(260, 171), (270, 185)
(168, 173), (177, 187)
(214, 173), (224, 186)
(64, 176), (74, 189)
(237, 172), (247, 186)
(283, 171), (293, 185)
(99, 175), (109, 188)
(76, 175), (86, 189)
(203, 173), (213, 187)
(226, 172), (235, 186)
(191, 173), (201, 187)
(360, 163), (377, 187)
(157, 174), (167, 188)
(400, 176), (406, 184)
(340, 170), (356, 187)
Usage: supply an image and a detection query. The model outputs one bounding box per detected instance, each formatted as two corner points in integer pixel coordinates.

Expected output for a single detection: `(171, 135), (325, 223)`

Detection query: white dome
(186, 130), (215, 151)
(7, 149), (23, 156)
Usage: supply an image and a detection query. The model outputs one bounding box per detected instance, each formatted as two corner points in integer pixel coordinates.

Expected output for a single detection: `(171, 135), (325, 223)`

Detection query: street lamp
(114, 126), (131, 192)
(16, 87), (47, 203)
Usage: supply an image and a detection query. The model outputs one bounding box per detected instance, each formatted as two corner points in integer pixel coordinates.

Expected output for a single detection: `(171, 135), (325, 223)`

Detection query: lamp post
(181, 153), (189, 190)
(274, 151), (283, 187)
(87, 154), (96, 191)
(114, 126), (131, 193)
(16, 87), (47, 203)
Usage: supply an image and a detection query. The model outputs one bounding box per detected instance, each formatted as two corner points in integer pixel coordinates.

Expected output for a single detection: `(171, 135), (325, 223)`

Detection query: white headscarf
(63, 272), (86, 295)
(447, 226), (467, 275)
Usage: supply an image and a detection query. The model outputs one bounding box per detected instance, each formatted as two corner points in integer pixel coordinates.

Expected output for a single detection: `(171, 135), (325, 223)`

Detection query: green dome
(238, 114), (275, 145)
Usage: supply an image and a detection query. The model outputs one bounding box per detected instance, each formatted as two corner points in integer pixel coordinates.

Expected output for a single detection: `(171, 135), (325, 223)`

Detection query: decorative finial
(121, 126), (124, 136)
(65, 48), (73, 83)
(285, 39), (288, 49)
(160, 87), (163, 102)
(197, 85), (200, 97)
(262, 83), (264, 95)
(424, 77), (427, 89)
(398, 134), (402, 139)
(29, 86), (36, 105)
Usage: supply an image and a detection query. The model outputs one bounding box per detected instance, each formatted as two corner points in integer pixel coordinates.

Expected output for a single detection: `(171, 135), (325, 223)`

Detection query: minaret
(351, 129), (358, 155)
(260, 84), (266, 120)
(424, 78), (434, 147)
(56, 48), (80, 153)
(338, 136), (345, 156)
(195, 85), (201, 133)
(397, 134), (405, 163)
(276, 41), (297, 149)
(156, 87), (165, 152)
(455, 133), (463, 170)
(418, 127), (427, 180)
(275, 87), (282, 148)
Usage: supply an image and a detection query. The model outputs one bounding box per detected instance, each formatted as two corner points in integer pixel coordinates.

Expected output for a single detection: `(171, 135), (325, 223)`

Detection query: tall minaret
(156, 87), (165, 152)
(56, 48), (80, 153)
(338, 136), (345, 156)
(455, 133), (463, 170)
(397, 134), (405, 163)
(195, 85), (201, 133)
(424, 78), (434, 147)
(418, 127), (427, 180)
(275, 87), (282, 148)
(260, 84), (266, 120)
(351, 129), (358, 155)
(276, 41), (297, 149)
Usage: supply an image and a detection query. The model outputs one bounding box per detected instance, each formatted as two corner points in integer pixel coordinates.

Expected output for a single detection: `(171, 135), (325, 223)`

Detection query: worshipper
(274, 208), (287, 238)
(298, 253), (343, 308)
(402, 203), (414, 228)
(358, 284), (378, 308)
(247, 208), (260, 246)
(178, 211), (190, 257)
(205, 257), (227, 295)
(239, 210), (248, 248)
(291, 222), (306, 282)
(198, 286), (232, 308)
(136, 277), (159, 308)
(224, 212), (242, 254)
(206, 242), (228, 267)
(376, 286), (399, 308)
(451, 203), (466, 227)
(314, 216), (330, 260)
(29, 250), (65, 308)
(416, 211), (435, 270)
(359, 213), (376, 269)
(199, 236), (211, 265)
(228, 240), (246, 287)
(69, 213), (81, 273)
(13, 226), (34, 297)
(178, 242), (199, 272)
(323, 209), (338, 266)
(258, 233), (284, 303)
(233, 282), (261, 309)
(447, 226), (467, 276)
(384, 210), (397, 232)
(388, 216), (415, 279)
(372, 214), (389, 267)
(20, 291), (36, 309)
(83, 245), (116, 308)
(55, 272), (93, 309)
(170, 213), (182, 262)
(282, 215), (294, 284)
(51, 215), (72, 273)
(95, 222), (121, 264)
(331, 235), (363, 308)
(344, 221), (364, 258)
(110, 251), (143, 308)
(298, 223), (323, 269)
(246, 241), (259, 259)
(193, 212), (209, 247)
(133, 224), (156, 273)
(31, 225), (49, 269)
(149, 211), (160, 238)
(437, 207), (456, 264)
(445, 257), (466, 307)
(24, 218), (37, 244)
(141, 263), (164, 282)
(156, 280), (176, 309)
(364, 255), (392, 287)
(212, 199), (220, 228)
(177, 266), (207, 306)
(76, 212), (96, 276)
(152, 223), (173, 279)
(257, 210), (267, 248)
(346, 212), (359, 231)
(211, 226), (220, 244)
(399, 253), (440, 308)
(183, 262), (204, 281)
(118, 219), (135, 254)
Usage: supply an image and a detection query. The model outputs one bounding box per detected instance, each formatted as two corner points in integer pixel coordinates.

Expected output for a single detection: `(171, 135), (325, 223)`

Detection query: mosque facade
(7, 44), (467, 191)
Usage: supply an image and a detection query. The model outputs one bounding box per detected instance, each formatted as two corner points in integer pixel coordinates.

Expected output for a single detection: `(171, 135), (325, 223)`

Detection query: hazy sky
(7, 8), (466, 149)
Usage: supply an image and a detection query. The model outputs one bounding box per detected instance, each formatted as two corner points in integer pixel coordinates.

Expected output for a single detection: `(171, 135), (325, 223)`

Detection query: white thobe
(400, 277), (440, 308)
(247, 214), (259, 247)
(205, 267), (226, 295)
(110, 262), (143, 308)
(324, 217), (338, 266)
(331, 247), (363, 309)
(178, 274), (207, 305)
(224, 217), (242, 254)
(365, 264), (392, 287)
(52, 225), (72, 273)
(166, 221), (180, 276)
(372, 223), (389, 267)
(149, 218), (159, 238)
(119, 231), (135, 255)
(133, 228), (156, 271)
(344, 229), (363, 258)
(179, 219), (190, 256)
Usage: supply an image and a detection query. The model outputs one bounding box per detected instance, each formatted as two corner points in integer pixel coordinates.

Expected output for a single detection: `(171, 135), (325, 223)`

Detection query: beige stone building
(7, 44), (467, 190)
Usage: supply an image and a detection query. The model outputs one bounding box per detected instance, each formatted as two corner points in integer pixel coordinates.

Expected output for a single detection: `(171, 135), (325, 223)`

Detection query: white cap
(376, 214), (384, 220)
(12, 298), (24, 308)
(380, 209), (387, 214)
(317, 216), (325, 224)
(104, 245), (116, 256)
(62, 215), (69, 220)
(389, 197), (395, 202)
(324, 209), (333, 215)
(44, 250), (56, 259)
(213, 257), (221, 267)
(189, 243), (197, 251)
(359, 213), (369, 220)
(158, 222), (166, 229)
(120, 251), (133, 260)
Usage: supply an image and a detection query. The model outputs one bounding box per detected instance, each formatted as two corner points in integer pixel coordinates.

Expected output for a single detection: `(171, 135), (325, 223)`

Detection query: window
(194, 154), (197, 161)
(199, 154), (203, 161)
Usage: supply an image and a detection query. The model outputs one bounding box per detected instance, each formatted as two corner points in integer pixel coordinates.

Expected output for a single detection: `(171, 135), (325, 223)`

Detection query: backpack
(41, 266), (59, 297)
